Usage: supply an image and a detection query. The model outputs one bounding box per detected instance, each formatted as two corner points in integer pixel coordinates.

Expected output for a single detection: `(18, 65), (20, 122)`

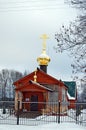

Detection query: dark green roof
(63, 81), (76, 97)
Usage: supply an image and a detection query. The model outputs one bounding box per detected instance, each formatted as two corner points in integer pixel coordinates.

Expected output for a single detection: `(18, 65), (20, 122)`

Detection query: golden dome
(37, 34), (51, 66)
(37, 50), (50, 65)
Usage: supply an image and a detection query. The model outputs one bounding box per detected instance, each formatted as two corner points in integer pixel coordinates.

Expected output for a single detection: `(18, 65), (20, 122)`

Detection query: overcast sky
(0, 0), (78, 81)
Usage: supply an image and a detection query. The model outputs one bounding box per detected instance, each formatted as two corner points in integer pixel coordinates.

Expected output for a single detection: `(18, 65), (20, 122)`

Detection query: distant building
(13, 34), (77, 114)
(64, 81), (77, 109)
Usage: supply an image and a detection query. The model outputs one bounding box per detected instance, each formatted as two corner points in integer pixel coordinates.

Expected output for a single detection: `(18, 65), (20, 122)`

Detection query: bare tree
(55, 0), (86, 80)
(0, 69), (23, 100)
(69, 0), (86, 9)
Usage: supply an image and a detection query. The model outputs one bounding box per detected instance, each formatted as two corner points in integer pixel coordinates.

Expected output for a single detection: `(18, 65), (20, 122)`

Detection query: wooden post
(15, 91), (18, 111)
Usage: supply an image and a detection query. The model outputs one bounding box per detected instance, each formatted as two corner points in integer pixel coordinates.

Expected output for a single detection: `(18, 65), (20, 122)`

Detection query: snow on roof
(67, 92), (75, 100)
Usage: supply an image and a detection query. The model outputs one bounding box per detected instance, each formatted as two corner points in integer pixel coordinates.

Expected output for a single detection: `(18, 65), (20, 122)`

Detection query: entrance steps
(19, 111), (42, 118)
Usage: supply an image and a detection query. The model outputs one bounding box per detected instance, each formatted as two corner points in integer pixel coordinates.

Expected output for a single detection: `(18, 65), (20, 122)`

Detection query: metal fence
(0, 101), (86, 126)
(0, 101), (16, 125)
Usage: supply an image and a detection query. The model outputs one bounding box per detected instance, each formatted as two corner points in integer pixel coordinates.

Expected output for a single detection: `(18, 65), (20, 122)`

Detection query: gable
(14, 68), (65, 88)
(15, 80), (53, 92)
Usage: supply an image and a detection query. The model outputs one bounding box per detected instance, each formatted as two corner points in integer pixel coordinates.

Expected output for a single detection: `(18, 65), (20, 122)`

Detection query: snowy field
(0, 123), (86, 130)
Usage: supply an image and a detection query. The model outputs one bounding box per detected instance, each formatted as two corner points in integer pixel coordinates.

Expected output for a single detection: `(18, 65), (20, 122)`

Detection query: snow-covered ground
(0, 123), (86, 130)
(0, 108), (86, 130)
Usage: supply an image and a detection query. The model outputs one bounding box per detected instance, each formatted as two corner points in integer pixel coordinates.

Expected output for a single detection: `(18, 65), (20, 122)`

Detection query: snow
(0, 109), (86, 130)
(0, 123), (86, 130)
(67, 92), (75, 100)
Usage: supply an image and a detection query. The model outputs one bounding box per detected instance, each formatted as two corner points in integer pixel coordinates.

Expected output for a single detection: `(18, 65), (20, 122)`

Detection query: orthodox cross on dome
(37, 34), (50, 73)
(40, 34), (49, 53)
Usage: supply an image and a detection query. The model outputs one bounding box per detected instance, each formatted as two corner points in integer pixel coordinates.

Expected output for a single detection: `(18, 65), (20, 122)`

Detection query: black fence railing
(0, 101), (86, 126)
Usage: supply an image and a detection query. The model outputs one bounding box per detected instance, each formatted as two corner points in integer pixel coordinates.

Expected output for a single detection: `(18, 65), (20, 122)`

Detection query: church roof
(14, 67), (66, 89)
(15, 80), (54, 92)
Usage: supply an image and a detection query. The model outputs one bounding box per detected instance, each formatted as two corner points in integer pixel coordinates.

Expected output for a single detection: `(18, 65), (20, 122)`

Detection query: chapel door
(30, 95), (38, 111)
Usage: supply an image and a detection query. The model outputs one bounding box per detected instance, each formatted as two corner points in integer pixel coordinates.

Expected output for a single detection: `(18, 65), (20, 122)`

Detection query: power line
(0, 6), (70, 13)
(0, 5), (69, 12)
(0, 2), (68, 9)
(0, 4), (67, 9)
(0, 0), (65, 7)
(0, 0), (69, 12)
(0, 0), (64, 4)
(0, 7), (68, 13)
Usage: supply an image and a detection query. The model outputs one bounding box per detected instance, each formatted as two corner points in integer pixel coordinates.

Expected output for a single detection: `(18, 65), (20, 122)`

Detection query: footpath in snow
(0, 123), (86, 130)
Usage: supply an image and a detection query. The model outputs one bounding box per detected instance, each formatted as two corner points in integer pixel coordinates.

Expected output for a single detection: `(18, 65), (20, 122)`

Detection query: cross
(40, 34), (49, 51)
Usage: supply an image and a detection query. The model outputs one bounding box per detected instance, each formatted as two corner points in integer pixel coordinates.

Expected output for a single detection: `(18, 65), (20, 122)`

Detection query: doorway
(30, 95), (38, 111)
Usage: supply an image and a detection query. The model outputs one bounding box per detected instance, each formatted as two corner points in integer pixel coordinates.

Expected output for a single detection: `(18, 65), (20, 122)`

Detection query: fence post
(76, 102), (78, 124)
(58, 100), (60, 124)
(56, 102), (58, 123)
(3, 101), (6, 114)
(17, 101), (20, 125)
